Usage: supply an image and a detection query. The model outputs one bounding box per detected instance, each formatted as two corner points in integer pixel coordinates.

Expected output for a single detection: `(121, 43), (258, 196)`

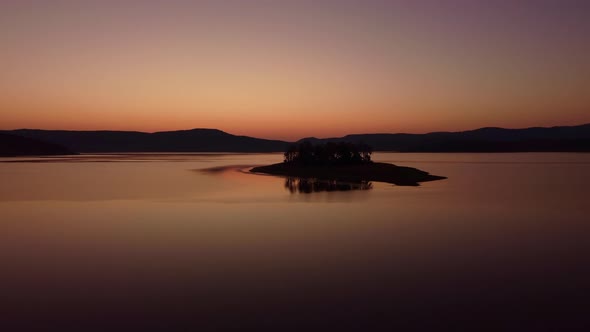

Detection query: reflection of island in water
(285, 177), (373, 194)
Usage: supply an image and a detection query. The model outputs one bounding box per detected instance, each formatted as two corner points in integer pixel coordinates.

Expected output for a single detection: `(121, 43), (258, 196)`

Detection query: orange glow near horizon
(1, 2), (589, 141)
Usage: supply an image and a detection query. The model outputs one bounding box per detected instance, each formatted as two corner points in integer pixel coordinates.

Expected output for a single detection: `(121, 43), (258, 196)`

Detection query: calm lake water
(1, 153), (589, 330)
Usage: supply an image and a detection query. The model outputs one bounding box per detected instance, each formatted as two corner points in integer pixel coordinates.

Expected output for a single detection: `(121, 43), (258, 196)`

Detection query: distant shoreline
(1, 151), (589, 160)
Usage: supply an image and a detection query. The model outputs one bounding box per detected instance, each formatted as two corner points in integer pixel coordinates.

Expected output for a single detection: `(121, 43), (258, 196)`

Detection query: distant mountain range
(2, 123), (590, 155)
(298, 123), (590, 152)
(2, 129), (288, 153)
(0, 132), (75, 157)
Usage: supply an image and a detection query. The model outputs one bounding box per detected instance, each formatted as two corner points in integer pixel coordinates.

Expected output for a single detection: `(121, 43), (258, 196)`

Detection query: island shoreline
(250, 162), (446, 186)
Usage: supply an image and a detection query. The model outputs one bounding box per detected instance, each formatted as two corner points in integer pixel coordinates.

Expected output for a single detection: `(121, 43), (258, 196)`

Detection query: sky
(1, 0), (589, 140)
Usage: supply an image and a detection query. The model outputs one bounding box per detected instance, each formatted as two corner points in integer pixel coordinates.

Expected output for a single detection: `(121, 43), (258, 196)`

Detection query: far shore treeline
(284, 141), (372, 166)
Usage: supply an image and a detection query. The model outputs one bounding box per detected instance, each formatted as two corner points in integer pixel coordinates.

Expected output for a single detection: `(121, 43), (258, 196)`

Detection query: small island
(250, 141), (446, 186)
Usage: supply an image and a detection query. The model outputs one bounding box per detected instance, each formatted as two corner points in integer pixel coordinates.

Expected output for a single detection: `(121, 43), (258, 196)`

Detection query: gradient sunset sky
(1, 0), (589, 140)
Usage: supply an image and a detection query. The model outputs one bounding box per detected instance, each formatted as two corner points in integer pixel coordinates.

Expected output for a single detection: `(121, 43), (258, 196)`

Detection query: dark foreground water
(1, 153), (589, 331)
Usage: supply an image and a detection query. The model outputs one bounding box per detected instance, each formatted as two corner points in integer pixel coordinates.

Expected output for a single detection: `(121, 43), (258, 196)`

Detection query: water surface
(1, 153), (589, 330)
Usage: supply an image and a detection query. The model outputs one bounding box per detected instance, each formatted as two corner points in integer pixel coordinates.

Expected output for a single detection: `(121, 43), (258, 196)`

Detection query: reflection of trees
(284, 177), (373, 194)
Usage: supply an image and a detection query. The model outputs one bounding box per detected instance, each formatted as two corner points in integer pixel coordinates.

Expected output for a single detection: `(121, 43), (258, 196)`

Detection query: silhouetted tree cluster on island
(284, 141), (372, 166)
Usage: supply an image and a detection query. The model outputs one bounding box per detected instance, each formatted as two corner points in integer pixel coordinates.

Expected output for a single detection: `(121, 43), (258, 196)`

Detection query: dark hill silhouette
(299, 124), (590, 152)
(2, 123), (589, 154)
(4, 128), (290, 153)
(0, 133), (75, 156)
